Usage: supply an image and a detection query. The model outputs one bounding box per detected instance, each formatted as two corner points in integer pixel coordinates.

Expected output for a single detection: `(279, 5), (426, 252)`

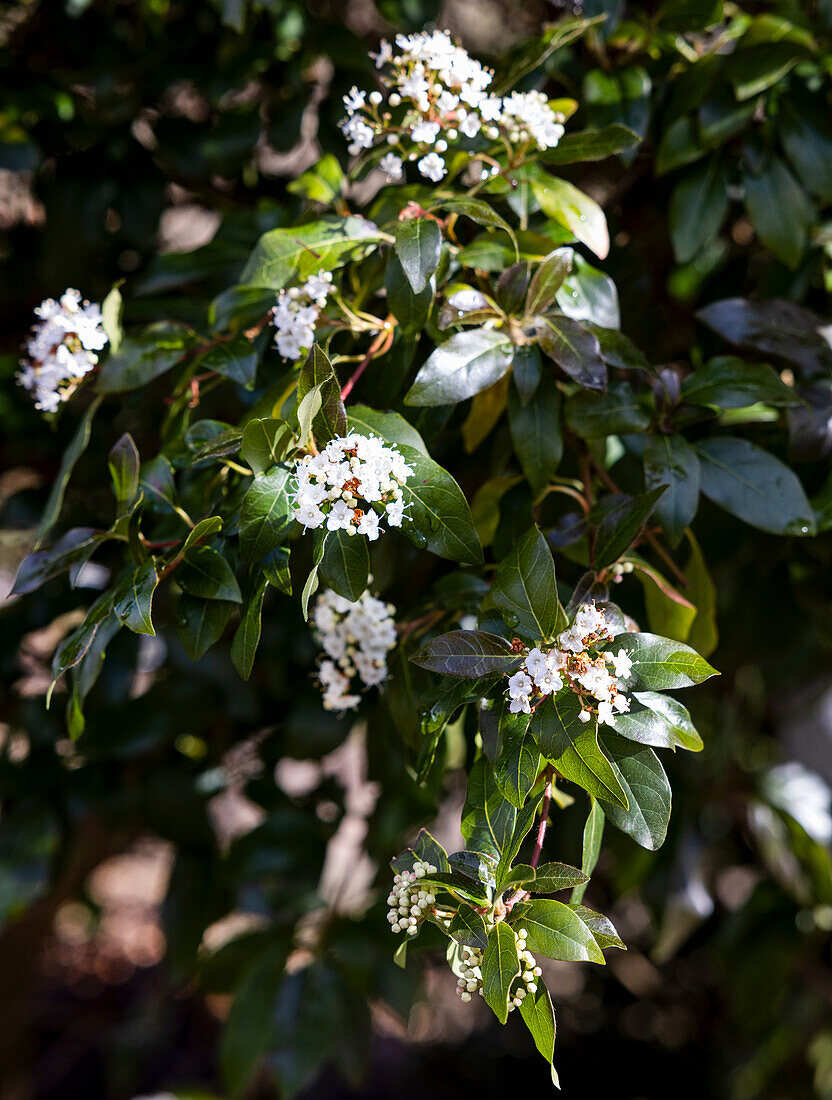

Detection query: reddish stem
(530, 767), (554, 870)
(340, 321), (395, 402)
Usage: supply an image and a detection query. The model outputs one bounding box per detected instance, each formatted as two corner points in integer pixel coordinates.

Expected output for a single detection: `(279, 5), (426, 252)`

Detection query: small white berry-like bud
(389, 93), (401, 106)
(369, 91), (383, 106)
(460, 992), (472, 1003)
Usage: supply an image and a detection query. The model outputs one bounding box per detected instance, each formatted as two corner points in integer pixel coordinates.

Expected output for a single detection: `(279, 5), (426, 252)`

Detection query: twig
(340, 319), (395, 401)
(530, 766), (554, 870)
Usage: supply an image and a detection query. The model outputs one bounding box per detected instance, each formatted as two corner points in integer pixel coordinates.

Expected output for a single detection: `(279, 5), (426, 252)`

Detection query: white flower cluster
(507, 926), (542, 1012)
(387, 860), (438, 935)
(506, 602), (634, 726)
(18, 289), (108, 413)
(292, 432), (412, 539)
(455, 944), (483, 1002)
(271, 271), (333, 360)
(313, 587), (397, 712)
(339, 30), (565, 183)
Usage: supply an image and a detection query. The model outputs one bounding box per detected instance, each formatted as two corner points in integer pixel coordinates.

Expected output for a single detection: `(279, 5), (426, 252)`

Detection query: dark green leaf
(449, 908), (489, 951)
(623, 691), (704, 751)
(385, 251), (434, 338)
(728, 42), (802, 101)
(778, 97), (832, 203)
(35, 396), (103, 548)
(660, 0), (722, 31)
(240, 216), (382, 288)
(531, 693), (628, 807)
(542, 124), (640, 164)
(108, 432), (140, 517)
(260, 546), (292, 595)
(604, 631), (718, 689)
(177, 595), (234, 660)
(669, 158), (728, 263)
(298, 344), (347, 444)
(571, 798), (604, 904)
(12, 528), (104, 596)
(179, 546), (242, 602)
(512, 344), (543, 405)
(535, 315), (607, 392)
(198, 334), (258, 389)
(695, 437), (815, 535)
(395, 218), (442, 293)
(113, 560), (158, 635)
(656, 116), (705, 176)
(643, 434), (701, 547)
(696, 298), (832, 376)
(526, 249), (573, 316)
(569, 904), (625, 950)
(405, 328), (514, 407)
(241, 418), (294, 475)
(96, 323), (195, 392)
(510, 899), (605, 963)
(231, 580), (268, 680)
(221, 945), (287, 1098)
(495, 707), (541, 808)
(301, 532), (327, 621)
(531, 862), (589, 893)
(743, 158), (811, 269)
(319, 528), (370, 602)
(597, 732), (671, 850)
(593, 487), (667, 568)
(482, 922), (521, 1024)
(240, 467), (294, 563)
(396, 444), (484, 565)
(682, 357), (798, 408)
(461, 756), (518, 859)
(411, 630), (521, 678)
(491, 526), (564, 642)
(565, 383), (649, 439)
(346, 406), (428, 454)
(519, 979), (557, 1070)
(508, 375), (562, 494)
(140, 455), (177, 512)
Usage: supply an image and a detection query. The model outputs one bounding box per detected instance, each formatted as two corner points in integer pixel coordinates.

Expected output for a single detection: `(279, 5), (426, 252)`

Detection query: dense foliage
(2, 2), (832, 1098)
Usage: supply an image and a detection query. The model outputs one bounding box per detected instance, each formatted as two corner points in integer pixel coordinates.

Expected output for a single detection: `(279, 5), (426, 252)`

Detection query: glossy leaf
(405, 327), (514, 406)
(97, 323), (195, 392)
(411, 630), (522, 679)
(533, 175), (609, 259)
(319, 528), (370, 602)
(643, 434), (701, 547)
(298, 344), (347, 444)
(239, 467), (294, 563)
(508, 374), (563, 496)
(491, 526), (564, 642)
(396, 444), (484, 565)
(572, 798), (604, 904)
(240, 216), (382, 288)
(605, 632), (718, 690)
(565, 383), (649, 439)
(593, 486), (667, 569)
(669, 158), (728, 263)
(482, 922), (521, 1024)
(495, 707), (540, 808)
(231, 580), (268, 680)
(543, 124), (640, 164)
(461, 756), (518, 860)
(682, 357), (798, 408)
(179, 546), (242, 603)
(510, 899), (605, 963)
(535, 315), (607, 392)
(394, 217), (442, 293)
(197, 335), (258, 389)
(597, 732), (671, 850)
(177, 596), (234, 660)
(113, 560), (158, 636)
(35, 396), (103, 548)
(696, 298), (832, 376)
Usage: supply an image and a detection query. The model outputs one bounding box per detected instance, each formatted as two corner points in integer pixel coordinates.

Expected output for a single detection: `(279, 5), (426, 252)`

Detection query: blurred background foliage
(1, 1), (832, 1098)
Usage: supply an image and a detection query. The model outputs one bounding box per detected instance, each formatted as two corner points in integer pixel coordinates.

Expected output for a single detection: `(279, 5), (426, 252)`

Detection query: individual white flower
(313, 587), (397, 711)
(597, 700), (615, 727)
(357, 510), (381, 540)
(411, 120), (440, 144)
(343, 86), (367, 115)
(459, 113), (481, 138)
(606, 648), (633, 680)
(379, 152), (404, 181)
(418, 152), (446, 182)
(370, 40), (393, 68)
(303, 271), (333, 304)
(339, 115), (376, 155)
(385, 498), (406, 527)
(18, 288), (109, 413)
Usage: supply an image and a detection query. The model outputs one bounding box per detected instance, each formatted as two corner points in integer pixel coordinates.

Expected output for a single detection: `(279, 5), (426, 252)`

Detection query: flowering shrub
(5, 5), (832, 1097)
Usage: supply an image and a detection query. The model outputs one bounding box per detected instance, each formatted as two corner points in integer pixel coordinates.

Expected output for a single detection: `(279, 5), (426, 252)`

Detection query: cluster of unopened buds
(507, 602), (634, 726)
(313, 586), (397, 712)
(508, 926), (542, 1011)
(271, 271), (333, 360)
(455, 944), (483, 1002)
(292, 432), (412, 539)
(387, 860), (438, 935)
(339, 30), (565, 184)
(18, 289), (108, 413)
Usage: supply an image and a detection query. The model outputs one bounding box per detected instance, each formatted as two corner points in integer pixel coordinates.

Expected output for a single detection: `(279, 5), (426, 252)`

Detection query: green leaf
(241, 418), (294, 475)
(482, 922), (521, 1024)
(556, 256), (619, 330)
(197, 335), (258, 389)
(531, 693), (628, 808)
(656, 116), (705, 176)
(231, 580), (268, 680)
(727, 41), (802, 101)
(113, 560), (158, 635)
(623, 691), (704, 752)
(449, 908), (489, 951)
(394, 217), (442, 293)
(411, 630), (522, 678)
(519, 980), (557, 1072)
(643, 434), (701, 547)
(182, 516), (224, 553)
(659, 0), (722, 32)
(495, 707), (541, 808)
(565, 383), (649, 439)
(604, 631), (718, 690)
(526, 248), (573, 316)
(405, 328), (514, 407)
(12, 528), (106, 596)
(593, 487), (667, 569)
(743, 158), (811, 269)
(508, 374), (563, 494)
(101, 284), (123, 351)
(542, 124), (640, 164)
(177, 595), (234, 660)
(287, 153), (345, 205)
(298, 344), (347, 444)
(682, 357), (798, 408)
(696, 298), (832, 377)
(96, 323), (196, 392)
(301, 532), (327, 621)
(512, 344), (543, 405)
(319, 528), (369, 602)
(35, 396), (103, 548)
(695, 437), (815, 536)
(571, 798), (604, 904)
(597, 732), (671, 850)
(535, 315), (606, 392)
(140, 455), (177, 512)
(179, 546), (242, 602)
(413, 828), (450, 872)
(568, 904), (625, 950)
(396, 444), (484, 565)
(587, 325), (651, 372)
(510, 899), (605, 963)
(461, 756), (518, 859)
(240, 467), (295, 563)
(669, 158), (728, 263)
(346, 406), (428, 454)
(385, 252), (434, 338)
(108, 432), (140, 517)
(533, 175), (609, 259)
(496, 796), (543, 885)
(260, 545), (292, 595)
(240, 216), (382, 288)
(778, 97), (832, 204)
(221, 945), (287, 1098)
(532, 862), (589, 893)
(430, 195), (516, 242)
(685, 530), (718, 658)
(491, 526), (564, 642)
